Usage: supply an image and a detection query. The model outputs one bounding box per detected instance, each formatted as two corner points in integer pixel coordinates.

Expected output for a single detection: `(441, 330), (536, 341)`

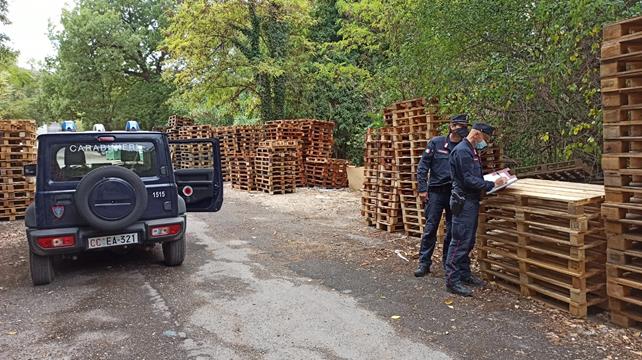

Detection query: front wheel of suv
(30, 252), (54, 285)
(162, 236), (186, 266)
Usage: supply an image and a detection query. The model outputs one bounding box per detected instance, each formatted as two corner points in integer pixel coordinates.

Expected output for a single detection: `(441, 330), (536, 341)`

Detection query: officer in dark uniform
(414, 114), (470, 277)
(445, 123), (505, 296)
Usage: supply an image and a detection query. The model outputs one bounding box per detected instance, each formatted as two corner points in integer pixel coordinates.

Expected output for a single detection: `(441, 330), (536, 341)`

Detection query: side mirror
(24, 164), (37, 177)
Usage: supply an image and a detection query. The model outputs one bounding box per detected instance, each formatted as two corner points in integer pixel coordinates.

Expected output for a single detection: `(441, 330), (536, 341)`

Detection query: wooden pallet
(607, 262), (642, 327)
(167, 115), (194, 128)
(515, 160), (594, 183)
(0, 119), (37, 132)
(479, 179), (607, 318)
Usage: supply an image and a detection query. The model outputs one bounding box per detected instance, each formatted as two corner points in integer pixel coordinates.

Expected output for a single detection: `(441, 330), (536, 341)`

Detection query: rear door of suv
(169, 138), (224, 212)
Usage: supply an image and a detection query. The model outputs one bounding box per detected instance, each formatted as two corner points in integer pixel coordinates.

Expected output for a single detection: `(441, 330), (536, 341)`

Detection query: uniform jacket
(417, 135), (458, 193)
(449, 138), (495, 199)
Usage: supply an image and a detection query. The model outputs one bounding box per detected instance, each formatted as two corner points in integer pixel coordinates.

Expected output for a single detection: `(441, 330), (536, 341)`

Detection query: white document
(484, 168), (518, 194)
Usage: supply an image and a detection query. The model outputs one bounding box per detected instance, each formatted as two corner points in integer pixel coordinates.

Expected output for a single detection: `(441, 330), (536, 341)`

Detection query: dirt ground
(221, 185), (642, 358)
(0, 184), (641, 359)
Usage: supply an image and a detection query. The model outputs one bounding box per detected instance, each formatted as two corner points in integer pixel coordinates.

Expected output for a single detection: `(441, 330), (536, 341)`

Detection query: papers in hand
(484, 168), (518, 194)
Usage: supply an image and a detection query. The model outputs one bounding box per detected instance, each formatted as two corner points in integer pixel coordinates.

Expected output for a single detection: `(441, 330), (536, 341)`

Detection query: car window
(50, 142), (157, 181)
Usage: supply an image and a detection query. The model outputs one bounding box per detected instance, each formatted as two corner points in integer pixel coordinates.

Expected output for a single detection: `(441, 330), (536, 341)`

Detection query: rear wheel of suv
(30, 252), (54, 285)
(162, 236), (186, 266)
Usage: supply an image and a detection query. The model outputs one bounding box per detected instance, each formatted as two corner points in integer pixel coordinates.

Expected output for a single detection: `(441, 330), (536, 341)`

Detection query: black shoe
(447, 282), (473, 297)
(414, 263), (430, 277)
(462, 275), (486, 288)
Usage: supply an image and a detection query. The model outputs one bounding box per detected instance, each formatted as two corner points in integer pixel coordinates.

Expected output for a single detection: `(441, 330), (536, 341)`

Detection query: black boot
(414, 263), (430, 277)
(462, 275), (486, 288)
(447, 282), (473, 297)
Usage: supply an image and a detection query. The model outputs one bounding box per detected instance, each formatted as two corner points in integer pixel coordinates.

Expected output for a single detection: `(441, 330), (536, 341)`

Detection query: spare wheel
(75, 166), (148, 231)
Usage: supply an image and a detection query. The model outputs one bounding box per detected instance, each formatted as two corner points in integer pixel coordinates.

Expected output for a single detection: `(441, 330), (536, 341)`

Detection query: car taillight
(37, 235), (76, 249)
(149, 223), (182, 238)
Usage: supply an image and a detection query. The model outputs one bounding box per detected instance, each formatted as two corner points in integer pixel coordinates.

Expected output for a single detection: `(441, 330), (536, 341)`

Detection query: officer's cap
(472, 123), (495, 136)
(449, 114), (469, 125)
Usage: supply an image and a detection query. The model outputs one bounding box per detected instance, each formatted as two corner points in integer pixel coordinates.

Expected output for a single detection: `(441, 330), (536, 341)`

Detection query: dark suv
(24, 131), (223, 285)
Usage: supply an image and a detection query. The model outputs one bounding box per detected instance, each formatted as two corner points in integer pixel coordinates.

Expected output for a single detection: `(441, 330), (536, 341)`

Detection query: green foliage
(47, 0), (175, 130)
(344, 0), (642, 167)
(0, 0), (15, 63)
(0, 63), (39, 119)
(164, 0), (310, 123)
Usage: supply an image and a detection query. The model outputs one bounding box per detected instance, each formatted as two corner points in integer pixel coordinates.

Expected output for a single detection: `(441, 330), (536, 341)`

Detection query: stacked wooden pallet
(600, 16), (642, 327)
(390, 100), (431, 237)
(479, 142), (505, 174)
(264, 119), (344, 189)
(374, 128), (404, 232)
(170, 124), (215, 170)
(361, 129), (381, 225)
(161, 116), (346, 191)
(235, 125), (266, 153)
(229, 153), (256, 191)
(362, 98), (446, 235)
(254, 141), (298, 194)
(305, 157), (348, 188)
(302, 120), (334, 158)
(478, 179), (607, 318)
(211, 126), (236, 182)
(515, 160), (594, 183)
(167, 115), (194, 128)
(0, 120), (36, 221)
(265, 120), (306, 187)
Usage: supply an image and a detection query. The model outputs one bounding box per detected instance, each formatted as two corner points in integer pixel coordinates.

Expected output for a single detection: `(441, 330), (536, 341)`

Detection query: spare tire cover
(75, 166), (148, 231)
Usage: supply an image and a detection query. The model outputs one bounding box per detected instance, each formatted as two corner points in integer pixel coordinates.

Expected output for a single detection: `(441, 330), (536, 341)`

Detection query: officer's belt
(462, 192), (481, 200)
(428, 184), (452, 193)
(453, 188), (481, 200)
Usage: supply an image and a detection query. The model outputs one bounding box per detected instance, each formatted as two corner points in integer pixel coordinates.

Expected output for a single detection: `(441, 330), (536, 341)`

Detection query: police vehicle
(23, 121), (223, 285)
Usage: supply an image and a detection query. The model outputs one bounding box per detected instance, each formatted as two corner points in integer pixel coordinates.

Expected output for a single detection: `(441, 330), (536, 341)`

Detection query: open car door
(170, 138), (223, 212)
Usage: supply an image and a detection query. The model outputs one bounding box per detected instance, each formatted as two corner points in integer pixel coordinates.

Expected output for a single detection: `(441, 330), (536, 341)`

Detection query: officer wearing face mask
(445, 123), (506, 296)
(414, 114), (470, 277)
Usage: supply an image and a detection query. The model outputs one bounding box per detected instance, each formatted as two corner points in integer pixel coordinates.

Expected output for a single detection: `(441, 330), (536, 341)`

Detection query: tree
(286, 0), (376, 164)
(0, 0), (15, 63)
(164, 0), (310, 123)
(49, 0), (175, 129)
(336, 0), (642, 167)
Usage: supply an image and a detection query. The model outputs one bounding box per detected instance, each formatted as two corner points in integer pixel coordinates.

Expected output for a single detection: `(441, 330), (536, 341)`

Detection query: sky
(3, 0), (70, 68)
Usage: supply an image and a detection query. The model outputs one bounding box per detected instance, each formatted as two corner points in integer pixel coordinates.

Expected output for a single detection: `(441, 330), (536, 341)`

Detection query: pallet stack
(478, 179), (607, 318)
(0, 120), (36, 221)
(515, 160), (594, 183)
(305, 157), (348, 188)
(600, 16), (642, 327)
(167, 115), (194, 128)
(389, 99), (434, 237)
(303, 120), (335, 158)
(479, 142), (505, 174)
(361, 129), (381, 225)
(161, 116), (347, 192)
(265, 120), (306, 187)
(362, 98), (446, 235)
(234, 125), (266, 153)
(211, 126), (236, 182)
(229, 153), (256, 191)
(374, 128), (404, 232)
(254, 141), (298, 194)
(265, 119), (345, 189)
(169, 124), (215, 170)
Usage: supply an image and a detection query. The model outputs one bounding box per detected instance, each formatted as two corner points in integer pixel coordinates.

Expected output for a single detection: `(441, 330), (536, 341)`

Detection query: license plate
(88, 233), (138, 249)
